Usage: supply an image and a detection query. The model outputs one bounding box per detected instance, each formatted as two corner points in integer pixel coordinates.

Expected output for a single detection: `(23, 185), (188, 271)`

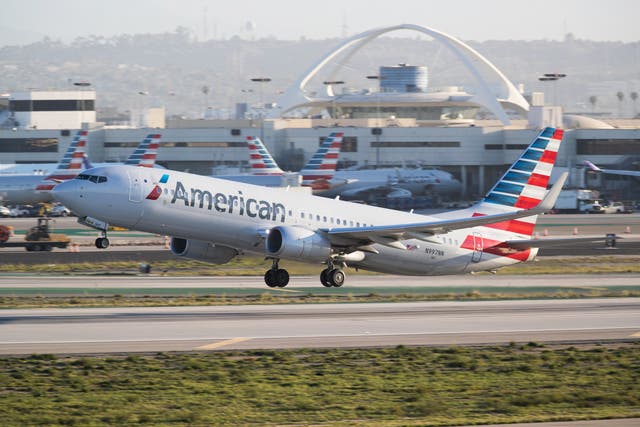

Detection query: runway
(1, 298), (638, 355)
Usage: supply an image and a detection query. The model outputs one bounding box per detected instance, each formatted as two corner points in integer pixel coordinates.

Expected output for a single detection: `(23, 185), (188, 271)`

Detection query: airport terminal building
(0, 24), (638, 203)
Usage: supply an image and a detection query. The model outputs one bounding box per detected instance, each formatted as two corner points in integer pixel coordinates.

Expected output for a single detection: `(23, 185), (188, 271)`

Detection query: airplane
(584, 160), (640, 177)
(0, 130), (89, 205)
(216, 133), (343, 190)
(53, 127), (576, 288)
(319, 167), (462, 200)
(0, 132), (161, 205)
(241, 133), (460, 199)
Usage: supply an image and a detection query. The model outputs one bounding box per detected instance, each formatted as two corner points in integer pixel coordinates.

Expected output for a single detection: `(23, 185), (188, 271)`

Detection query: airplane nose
(51, 180), (76, 206)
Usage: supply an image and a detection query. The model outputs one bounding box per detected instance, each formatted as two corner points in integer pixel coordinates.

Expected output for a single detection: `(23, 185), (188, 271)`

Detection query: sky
(1, 0), (638, 45)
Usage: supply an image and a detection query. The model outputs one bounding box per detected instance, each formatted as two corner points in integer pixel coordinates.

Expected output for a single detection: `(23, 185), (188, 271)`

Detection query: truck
(0, 218), (71, 251)
(553, 189), (600, 213)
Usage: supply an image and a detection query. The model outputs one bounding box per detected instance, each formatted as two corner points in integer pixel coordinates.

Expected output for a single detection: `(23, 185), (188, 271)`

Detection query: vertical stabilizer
(35, 130), (89, 191)
(472, 127), (564, 236)
(247, 136), (284, 175)
(124, 134), (162, 167)
(299, 132), (343, 188)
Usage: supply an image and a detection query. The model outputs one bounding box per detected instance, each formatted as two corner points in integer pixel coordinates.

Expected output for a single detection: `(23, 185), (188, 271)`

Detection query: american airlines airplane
(0, 132), (161, 205)
(217, 133), (343, 190)
(53, 127), (572, 288)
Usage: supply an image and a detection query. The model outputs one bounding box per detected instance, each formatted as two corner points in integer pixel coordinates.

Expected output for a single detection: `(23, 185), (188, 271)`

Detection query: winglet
(536, 172), (568, 212)
(583, 160), (601, 172)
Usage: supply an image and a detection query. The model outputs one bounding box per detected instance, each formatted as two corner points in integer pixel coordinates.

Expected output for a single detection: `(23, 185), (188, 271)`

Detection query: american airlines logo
(147, 174), (287, 223)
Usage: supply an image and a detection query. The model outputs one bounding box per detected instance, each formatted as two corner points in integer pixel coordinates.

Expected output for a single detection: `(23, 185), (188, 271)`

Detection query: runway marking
(193, 337), (251, 350)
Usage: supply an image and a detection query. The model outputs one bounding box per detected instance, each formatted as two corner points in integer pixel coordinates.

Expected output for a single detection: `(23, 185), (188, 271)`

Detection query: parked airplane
(54, 127), (573, 288)
(320, 167), (462, 200)
(217, 133), (343, 190)
(0, 132), (161, 205)
(0, 130), (89, 205)
(584, 160), (640, 177)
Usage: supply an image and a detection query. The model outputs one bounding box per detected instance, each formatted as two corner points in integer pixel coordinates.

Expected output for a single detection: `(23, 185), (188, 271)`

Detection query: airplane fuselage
(0, 175), (53, 205)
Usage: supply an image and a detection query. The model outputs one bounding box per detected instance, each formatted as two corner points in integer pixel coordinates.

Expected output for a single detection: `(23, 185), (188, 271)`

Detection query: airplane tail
(247, 136), (284, 175)
(35, 130), (89, 192)
(472, 127), (564, 237)
(124, 134), (162, 168)
(299, 132), (343, 188)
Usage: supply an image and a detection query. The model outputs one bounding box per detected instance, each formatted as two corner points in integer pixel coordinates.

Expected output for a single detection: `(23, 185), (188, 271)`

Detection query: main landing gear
(95, 231), (110, 249)
(264, 259), (290, 288)
(263, 259), (346, 288)
(320, 261), (345, 287)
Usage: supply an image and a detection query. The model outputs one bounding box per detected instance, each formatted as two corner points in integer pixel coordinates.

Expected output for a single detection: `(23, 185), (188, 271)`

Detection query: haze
(1, 0), (638, 46)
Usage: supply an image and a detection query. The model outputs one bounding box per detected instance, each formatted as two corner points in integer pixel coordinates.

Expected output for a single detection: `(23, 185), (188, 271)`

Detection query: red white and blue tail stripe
(459, 127), (564, 262)
(35, 130), (89, 192)
(124, 134), (162, 168)
(300, 132), (343, 189)
(247, 136), (284, 175)
(482, 127), (563, 211)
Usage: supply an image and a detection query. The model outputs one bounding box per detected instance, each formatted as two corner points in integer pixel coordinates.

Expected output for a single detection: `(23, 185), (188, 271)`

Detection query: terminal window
(371, 141), (460, 148)
(0, 138), (58, 152)
(577, 139), (640, 155)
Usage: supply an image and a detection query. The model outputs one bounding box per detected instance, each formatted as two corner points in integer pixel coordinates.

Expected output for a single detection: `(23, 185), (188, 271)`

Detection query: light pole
(366, 75), (384, 166)
(250, 77), (271, 140)
(73, 81), (91, 127)
(323, 80), (345, 119)
(538, 73), (566, 106)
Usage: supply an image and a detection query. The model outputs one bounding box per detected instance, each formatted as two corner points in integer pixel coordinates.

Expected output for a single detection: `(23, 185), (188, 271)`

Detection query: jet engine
(170, 237), (238, 264)
(265, 226), (331, 262)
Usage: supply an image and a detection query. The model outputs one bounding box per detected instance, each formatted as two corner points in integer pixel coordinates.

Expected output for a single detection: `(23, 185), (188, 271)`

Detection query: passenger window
(316, 215), (320, 221)
(350, 221), (354, 227)
(356, 222), (360, 227)
(323, 216), (327, 222)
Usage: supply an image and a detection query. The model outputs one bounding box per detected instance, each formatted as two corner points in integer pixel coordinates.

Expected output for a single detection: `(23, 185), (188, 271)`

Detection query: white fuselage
(0, 175), (52, 205)
(53, 165), (533, 276)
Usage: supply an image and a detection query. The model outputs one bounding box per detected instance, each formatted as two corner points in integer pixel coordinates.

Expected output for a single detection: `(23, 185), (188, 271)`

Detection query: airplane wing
(504, 235), (622, 250)
(584, 160), (640, 177)
(325, 173), (567, 249)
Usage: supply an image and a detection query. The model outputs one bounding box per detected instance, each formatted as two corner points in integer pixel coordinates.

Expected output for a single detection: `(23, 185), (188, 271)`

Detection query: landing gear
(320, 265), (346, 287)
(95, 234), (110, 249)
(264, 259), (289, 288)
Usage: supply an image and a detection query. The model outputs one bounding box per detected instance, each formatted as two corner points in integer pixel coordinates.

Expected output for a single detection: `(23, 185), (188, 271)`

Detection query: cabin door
(471, 232), (483, 263)
(128, 170), (143, 203)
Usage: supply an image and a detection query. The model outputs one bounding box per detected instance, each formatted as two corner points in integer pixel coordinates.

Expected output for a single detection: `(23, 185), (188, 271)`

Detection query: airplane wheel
(264, 270), (277, 288)
(95, 237), (110, 249)
(276, 269), (289, 287)
(320, 269), (332, 287)
(329, 269), (345, 287)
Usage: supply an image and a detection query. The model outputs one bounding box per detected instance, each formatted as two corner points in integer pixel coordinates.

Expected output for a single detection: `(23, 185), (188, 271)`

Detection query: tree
(631, 91), (638, 118)
(616, 91), (625, 117)
(589, 95), (598, 112)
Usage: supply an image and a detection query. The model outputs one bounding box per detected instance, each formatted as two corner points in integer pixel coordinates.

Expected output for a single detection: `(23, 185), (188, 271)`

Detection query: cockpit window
(76, 174), (108, 183)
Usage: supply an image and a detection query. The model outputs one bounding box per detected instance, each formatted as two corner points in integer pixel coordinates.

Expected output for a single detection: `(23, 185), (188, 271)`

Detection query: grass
(1, 288), (639, 309)
(1, 255), (640, 276)
(1, 344), (639, 426)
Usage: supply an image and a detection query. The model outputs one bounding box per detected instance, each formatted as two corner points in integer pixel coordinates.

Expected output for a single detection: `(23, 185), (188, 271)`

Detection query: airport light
(538, 73), (567, 106)
(250, 78), (272, 139)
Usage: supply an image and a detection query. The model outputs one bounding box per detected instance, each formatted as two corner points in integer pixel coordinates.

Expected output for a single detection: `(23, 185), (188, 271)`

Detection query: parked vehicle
(49, 204), (71, 217)
(0, 206), (10, 217)
(0, 217), (70, 251)
(588, 201), (626, 214)
(9, 205), (32, 217)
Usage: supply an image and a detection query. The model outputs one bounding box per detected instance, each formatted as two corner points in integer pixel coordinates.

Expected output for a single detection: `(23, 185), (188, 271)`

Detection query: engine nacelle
(265, 226), (331, 262)
(170, 238), (237, 264)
